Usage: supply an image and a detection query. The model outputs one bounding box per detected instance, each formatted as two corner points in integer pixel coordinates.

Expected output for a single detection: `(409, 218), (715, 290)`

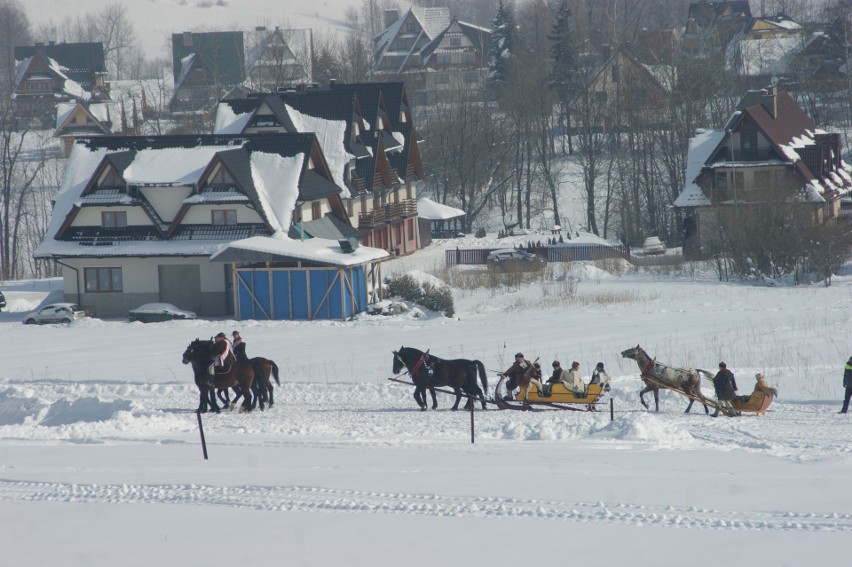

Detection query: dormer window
(102, 211), (127, 228)
(209, 165), (235, 186)
(212, 210), (237, 225)
(100, 168), (123, 188)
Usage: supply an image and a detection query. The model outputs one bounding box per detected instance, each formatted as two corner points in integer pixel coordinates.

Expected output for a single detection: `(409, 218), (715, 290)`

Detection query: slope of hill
(22, 0), (360, 60)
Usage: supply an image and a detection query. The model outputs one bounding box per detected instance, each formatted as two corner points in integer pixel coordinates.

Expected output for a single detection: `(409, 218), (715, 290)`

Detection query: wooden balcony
(358, 199), (417, 228)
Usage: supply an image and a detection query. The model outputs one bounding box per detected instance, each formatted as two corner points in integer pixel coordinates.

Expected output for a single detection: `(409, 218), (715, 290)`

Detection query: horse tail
(270, 360), (280, 385)
(475, 359), (488, 398)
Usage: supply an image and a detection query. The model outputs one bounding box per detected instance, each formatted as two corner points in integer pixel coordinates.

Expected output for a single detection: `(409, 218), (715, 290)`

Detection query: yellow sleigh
(495, 376), (605, 410)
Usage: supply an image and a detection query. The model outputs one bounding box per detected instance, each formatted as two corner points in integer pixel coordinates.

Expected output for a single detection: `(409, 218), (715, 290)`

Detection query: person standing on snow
(840, 356), (852, 414)
(712, 362), (738, 417)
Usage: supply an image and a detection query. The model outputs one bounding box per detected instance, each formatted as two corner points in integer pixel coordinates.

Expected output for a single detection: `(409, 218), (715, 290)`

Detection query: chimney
(384, 9), (399, 30)
(761, 85), (778, 118)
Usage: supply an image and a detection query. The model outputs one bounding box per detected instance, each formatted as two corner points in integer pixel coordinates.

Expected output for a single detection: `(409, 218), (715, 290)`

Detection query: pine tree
(549, 0), (579, 152)
(487, 0), (516, 94)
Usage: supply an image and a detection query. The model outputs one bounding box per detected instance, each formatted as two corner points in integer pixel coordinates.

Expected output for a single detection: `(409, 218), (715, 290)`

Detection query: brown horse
(227, 342), (281, 408)
(621, 345), (709, 414)
(182, 338), (258, 413)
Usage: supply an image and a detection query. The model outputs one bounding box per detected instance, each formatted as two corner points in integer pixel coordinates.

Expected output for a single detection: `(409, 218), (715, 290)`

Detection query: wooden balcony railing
(358, 199), (417, 228)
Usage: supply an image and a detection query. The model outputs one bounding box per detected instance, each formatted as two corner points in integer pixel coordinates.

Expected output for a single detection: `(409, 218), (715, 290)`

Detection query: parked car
(487, 248), (543, 270)
(641, 236), (666, 256)
(23, 303), (86, 325)
(0, 290), (5, 312)
(128, 302), (197, 323)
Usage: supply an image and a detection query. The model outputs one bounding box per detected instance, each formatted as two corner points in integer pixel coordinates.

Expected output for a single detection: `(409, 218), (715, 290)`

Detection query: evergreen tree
(487, 0), (516, 94)
(548, 0), (579, 153)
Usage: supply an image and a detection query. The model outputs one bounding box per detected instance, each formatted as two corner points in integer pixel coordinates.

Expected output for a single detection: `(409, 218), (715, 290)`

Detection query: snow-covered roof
(214, 103), (253, 134)
(416, 197), (464, 220)
(284, 103), (351, 197)
(674, 129), (725, 208)
(210, 235), (389, 267)
(728, 34), (802, 77)
(124, 146), (233, 186)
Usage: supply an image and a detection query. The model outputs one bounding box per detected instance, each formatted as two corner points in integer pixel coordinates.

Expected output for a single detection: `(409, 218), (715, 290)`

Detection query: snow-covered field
(1, 234), (851, 566)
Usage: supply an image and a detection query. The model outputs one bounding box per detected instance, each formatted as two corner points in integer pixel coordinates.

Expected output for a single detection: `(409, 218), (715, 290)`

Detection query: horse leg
(207, 386), (221, 413)
(217, 388), (229, 408)
(685, 398), (695, 414)
(413, 387), (427, 411)
(639, 386), (650, 409)
(429, 387), (438, 410)
(451, 388), (462, 411)
(197, 389), (208, 413)
(654, 389), (659, 412)
(267, 381), (274, 408)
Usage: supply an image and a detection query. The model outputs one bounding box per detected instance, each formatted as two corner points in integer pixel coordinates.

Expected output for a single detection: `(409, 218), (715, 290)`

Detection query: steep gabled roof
(171, 31), (245, 88)
(14, 42), (105, 89)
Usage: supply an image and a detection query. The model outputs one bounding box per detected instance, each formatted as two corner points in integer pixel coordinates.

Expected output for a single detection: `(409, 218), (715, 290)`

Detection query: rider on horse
(208, 332), (233, 387)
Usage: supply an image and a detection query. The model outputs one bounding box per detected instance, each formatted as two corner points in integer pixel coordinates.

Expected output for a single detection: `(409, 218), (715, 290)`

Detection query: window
(715, 171), (728, 190)
(450, 37), (461, 47)
(611, 64), (619, 82)
(211, 210), (237, 225)
(753, 170), (770, 189)
(85, 267), (122, 292)
(595, 90), (608, 102)
(100, 169), (123, 188)
(209, 166), (234, 185)
(311, 201), (321, 220)
(102, 211), (127, 228)
(435, 73), (450, 84)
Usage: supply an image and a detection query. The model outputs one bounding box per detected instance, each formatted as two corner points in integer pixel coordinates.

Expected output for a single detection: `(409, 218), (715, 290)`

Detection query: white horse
(621, 345), (709, 414)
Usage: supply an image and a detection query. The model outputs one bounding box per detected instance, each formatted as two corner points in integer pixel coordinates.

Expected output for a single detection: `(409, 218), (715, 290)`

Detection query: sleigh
(730, 389), (776, 415)
(494, 375), (606, 411)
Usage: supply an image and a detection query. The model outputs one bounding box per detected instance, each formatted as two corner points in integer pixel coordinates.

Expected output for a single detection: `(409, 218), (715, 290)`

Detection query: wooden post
(469, 397), (475, 444)
(610, 398), (614, 421)
(196, 411), (208, 460)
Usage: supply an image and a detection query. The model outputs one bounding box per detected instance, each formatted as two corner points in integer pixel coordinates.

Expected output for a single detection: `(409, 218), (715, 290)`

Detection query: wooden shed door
(158, 265), (201, 312)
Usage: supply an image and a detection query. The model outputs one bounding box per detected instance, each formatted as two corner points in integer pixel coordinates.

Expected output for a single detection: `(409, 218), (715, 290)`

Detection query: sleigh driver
(208, 332), (233, 387)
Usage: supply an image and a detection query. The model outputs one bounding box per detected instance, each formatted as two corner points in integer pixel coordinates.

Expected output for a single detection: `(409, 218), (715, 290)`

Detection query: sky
(23, 0), (363, 60)
(1, 232), (852, 566)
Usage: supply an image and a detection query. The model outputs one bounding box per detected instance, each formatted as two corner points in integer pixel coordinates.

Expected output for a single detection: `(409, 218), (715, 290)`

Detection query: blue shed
(211, 236), (389, 321)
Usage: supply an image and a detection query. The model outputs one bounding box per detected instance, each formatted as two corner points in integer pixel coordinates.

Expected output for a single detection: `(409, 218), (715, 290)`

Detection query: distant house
(53, 100), (142, 157)
(674, 86), (852, 252)
(213, 82), (425, 257)
(374, 8), (490, 105)
(34, 133), (385, 320)
(683, 1), (752, 54)
(245, 26), (312, 91)
(170, 31), (245, 115)
(571, 47), (675, 133)
(726, 14), (805, 84)
(12, 42), (108, 128)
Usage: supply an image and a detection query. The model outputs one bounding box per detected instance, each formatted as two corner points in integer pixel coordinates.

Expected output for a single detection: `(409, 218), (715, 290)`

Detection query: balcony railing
(358, 199), (417, 228)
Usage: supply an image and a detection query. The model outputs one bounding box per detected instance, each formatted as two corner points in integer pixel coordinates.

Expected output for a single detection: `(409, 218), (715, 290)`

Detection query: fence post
(469, 398), (475, 444)
(610, 398), (614, 421)
(456, 247), (461, 266)
(196, 411), (209, 460)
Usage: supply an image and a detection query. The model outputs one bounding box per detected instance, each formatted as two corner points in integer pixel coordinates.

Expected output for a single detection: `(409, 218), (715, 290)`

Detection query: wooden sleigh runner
(494, 374), (606, 411)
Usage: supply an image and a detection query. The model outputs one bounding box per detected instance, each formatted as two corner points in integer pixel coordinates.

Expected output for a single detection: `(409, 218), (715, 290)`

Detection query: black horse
(182, 338), (257, 413)
(392, 346), (488, 411)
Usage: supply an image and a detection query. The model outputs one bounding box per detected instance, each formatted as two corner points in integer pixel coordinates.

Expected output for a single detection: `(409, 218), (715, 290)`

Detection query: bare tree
(0, 0), (31, 101)
(0, 106), (50, 279)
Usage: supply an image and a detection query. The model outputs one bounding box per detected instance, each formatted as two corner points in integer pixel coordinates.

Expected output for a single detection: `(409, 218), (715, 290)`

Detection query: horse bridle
(395, 351), (430, 379)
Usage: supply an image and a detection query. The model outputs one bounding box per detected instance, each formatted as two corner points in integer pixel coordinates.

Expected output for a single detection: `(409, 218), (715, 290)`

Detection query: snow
(675, 128), (724, 208)
(284, 103), (351, 196)
(211, 235), (389, 266)
(416, 197), (465, 220)
(213, 103), (252, 135)
(23, 0), (363, 61)
(3, 233), (852, 566)
(248, 151), (303, 233)
(124, 146), (234, 185)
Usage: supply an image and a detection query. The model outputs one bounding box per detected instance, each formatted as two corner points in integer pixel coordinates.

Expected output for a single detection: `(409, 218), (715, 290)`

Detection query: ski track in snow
(1, 478), (850, 532)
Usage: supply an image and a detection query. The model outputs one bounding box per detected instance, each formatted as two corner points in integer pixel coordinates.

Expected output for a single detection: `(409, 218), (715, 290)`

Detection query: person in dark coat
(503, 352), (533, 401)
(840, 356), (852, 414)
(711, 362), (738, 417)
